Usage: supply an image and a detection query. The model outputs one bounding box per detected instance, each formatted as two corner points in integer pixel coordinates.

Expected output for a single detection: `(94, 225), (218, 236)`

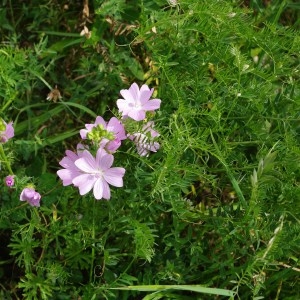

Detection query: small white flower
(168, 0), (178, 6)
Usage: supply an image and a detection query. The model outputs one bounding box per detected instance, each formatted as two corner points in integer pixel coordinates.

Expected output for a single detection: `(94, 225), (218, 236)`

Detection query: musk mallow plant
(0, 118), (42, 206)
(57, 82), (161, 200)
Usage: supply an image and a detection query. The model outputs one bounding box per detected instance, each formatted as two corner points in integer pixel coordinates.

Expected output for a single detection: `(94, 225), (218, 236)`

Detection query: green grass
(0, 0), (299, 299)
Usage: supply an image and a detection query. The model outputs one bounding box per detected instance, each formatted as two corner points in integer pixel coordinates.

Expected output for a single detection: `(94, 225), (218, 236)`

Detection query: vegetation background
(0, 0), (299, 299)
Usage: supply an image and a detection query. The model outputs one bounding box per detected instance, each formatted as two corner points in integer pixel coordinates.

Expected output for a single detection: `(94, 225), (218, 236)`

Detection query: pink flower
(57, 144), (85, 186)
(72, 148), (125, 200)
(0, 120), (14, 143)
(5, 175), (15, 187)
(20, 188), (41, 207)
(128, 121), (160, 157)
(117, 83), (161, 121)
(80, 116), (126, 153)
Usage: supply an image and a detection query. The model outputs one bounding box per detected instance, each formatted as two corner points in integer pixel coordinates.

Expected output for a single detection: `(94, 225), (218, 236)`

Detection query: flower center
(129, 102), (141, 109)
(94, 169), (104, 178)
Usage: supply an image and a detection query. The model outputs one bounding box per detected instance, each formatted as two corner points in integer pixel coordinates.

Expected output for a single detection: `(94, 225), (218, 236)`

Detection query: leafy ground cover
(0, 0), (299, 299)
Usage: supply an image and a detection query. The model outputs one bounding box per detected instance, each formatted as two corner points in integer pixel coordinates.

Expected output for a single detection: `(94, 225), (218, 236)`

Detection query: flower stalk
(89, 199), (96, 282)
(0, 144), (14, 175)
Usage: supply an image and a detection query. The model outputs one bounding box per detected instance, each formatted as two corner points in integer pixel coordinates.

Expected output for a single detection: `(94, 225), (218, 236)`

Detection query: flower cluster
(1, 119), (41, 207)
(57, 83), (161, 200)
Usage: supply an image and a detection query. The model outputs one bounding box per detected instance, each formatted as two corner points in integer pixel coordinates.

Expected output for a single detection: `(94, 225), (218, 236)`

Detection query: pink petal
(5, 122), (14, 139)
(117, 99), (130, 115)
(94, 116), (107, 128)
(93, 178), (104, 199)
(65, 150), (78, 162)
(106, 117), (119, 131)
(59, 155), (81, 169)
(128, 109), (146, 121)
(128, 82), (140, 100)
(72, 174), (96, 195)
(101, 180), (111, 199)
(139, 89), (154, 105)
(80, 129), (89, 139)
(151, 142), (160, 151)
(142, 99), (161, 111)
(140, 84), (151, 93)
(106, 139), (121, 152)
(120, 89), (135, 103)
(80, 124), (96, 139)
(137, 146), (149, 157)
(107, 117), (126, 140)
(57, 169), (80, 186)
(93, 178), (111, 200)
(20, 188), (35, 201)
(96, 148), (114, 170)
(104, 167), (125, 187)
(75, 150), (96, 173)
(59, 156), (73, 168)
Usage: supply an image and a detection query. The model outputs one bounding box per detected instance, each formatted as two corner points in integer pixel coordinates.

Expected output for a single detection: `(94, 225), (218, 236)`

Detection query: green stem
(89, 199), (96, 282)
(210, 130), (247, 208)
(0, 144), (14, 174)
(8, 0), (16, 33)
(0, 98), (14, 114)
